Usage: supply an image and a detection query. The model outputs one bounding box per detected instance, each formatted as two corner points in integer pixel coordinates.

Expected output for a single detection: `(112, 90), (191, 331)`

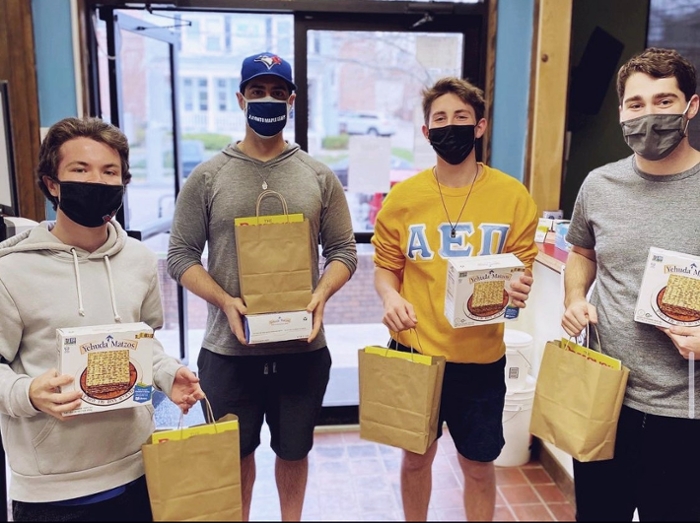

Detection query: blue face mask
(244, 97), (289, 139)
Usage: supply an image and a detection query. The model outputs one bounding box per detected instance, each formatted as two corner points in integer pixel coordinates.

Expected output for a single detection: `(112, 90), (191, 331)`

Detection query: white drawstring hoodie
(0, 220), (183, 503)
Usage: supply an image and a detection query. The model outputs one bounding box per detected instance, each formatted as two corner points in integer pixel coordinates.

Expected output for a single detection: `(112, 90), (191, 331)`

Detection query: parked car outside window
(338, 111), (396, 137)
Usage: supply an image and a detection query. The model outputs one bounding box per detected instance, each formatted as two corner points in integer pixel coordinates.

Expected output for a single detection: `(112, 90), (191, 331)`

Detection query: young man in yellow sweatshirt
(372, 77), (538, 521)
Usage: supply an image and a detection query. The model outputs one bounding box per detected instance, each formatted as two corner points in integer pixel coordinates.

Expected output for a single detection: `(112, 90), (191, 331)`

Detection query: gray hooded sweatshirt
(167, 141), (358, 357)
(0, 220), (182, 503)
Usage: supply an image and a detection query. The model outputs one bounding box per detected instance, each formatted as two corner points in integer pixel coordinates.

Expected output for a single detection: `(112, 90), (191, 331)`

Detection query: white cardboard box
(244, 310), (312, 344)
(445, 254), (525, 328)
(56, 322), (154, 416)
(635, 247), (700, 328)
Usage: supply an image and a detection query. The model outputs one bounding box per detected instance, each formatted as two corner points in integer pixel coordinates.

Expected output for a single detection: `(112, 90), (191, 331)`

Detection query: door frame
(292, 9), (487, 424)
(91, 7), (190, 363)
(82, 0), (489, 424)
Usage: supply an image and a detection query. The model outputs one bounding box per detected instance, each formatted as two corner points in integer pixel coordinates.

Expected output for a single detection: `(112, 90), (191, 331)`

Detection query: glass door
(88, 3), (486, 424)
(92, 8), (299, 369)
(94, 8), (191, 364)
(295, 11), (485, 422)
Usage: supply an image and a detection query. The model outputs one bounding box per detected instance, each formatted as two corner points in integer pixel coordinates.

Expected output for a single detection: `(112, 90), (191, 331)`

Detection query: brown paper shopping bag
(358, 342), (446, 455)
(529, 333), (629, 462)
(235, 189), (313, 314)
(142, 399), (242, 521)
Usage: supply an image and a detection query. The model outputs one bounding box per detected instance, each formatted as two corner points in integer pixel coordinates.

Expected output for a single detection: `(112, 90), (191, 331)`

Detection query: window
(274, 18), (293, 56)
(224, 16), (232, 52)
(197, 78), (208, 111)
(648, 0), (700, 150)
(182, 78), (193, 111)
(89, 0), (485, 429)
(186, 19), (200, 40)
(204, 17), (223, 53)
(206, 36), (221, 52)
(216, 78), (236, 111)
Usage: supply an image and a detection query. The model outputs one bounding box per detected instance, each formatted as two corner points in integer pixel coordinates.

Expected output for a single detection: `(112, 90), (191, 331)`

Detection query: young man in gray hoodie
(0, 116), (204, 522)
(167, 52), (357, 521)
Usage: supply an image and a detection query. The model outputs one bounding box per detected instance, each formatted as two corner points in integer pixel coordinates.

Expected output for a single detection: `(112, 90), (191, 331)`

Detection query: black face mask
(428, 124), (476, 165)
(58, 181), (124, 228)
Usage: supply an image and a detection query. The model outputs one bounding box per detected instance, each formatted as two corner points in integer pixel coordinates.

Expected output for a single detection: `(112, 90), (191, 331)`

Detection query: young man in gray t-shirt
(562, 47), (700, 521)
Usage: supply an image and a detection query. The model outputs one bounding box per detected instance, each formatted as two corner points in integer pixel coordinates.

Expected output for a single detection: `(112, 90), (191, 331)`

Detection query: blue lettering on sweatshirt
(406, 222), (511, 260)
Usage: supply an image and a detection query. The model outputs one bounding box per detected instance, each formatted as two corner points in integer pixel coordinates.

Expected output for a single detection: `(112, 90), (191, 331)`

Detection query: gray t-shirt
(167, 141), (358, 356)
(567, 154), (700, 418)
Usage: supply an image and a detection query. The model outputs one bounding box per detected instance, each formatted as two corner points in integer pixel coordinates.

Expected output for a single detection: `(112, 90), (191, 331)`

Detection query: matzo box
(244, 310), (312, 344)
(635, 247), (700, 328)
(445, 254), (525, 328)
(57, 322), (154, 416)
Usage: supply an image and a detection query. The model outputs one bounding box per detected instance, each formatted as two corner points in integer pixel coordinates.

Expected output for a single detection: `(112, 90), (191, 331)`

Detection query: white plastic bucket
(504, 329), (534, 391)
(495, 375), (536, 467)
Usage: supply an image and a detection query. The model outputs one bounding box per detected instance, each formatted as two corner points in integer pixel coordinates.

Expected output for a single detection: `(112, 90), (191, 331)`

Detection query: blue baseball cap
(239, 52), (296, 93)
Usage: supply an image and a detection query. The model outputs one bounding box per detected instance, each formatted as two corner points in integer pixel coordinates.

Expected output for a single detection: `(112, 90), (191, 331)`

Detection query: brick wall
(158, 252), (384, 329)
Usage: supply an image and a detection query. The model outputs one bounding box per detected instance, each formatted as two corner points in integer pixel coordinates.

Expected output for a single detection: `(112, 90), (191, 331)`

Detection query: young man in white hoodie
(0, 116), (205, 522)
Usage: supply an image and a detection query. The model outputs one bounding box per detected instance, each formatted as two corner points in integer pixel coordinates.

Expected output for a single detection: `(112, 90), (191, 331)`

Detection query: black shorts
(394, 341), (506, 462)
(197, 347), (331, 461)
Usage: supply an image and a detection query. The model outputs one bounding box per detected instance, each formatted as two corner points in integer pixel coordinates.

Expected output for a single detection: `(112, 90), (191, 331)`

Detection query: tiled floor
(248, 425), (576, 521)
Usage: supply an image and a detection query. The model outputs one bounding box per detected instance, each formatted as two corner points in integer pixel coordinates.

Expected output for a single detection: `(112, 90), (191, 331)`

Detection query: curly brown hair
(421, 77), (486, 125)
(616, 47), (697, 104)
(37, 117), (131, 210)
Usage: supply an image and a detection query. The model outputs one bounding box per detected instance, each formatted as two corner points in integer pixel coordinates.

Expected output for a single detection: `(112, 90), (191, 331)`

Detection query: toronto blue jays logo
(255, 54), (282, 70)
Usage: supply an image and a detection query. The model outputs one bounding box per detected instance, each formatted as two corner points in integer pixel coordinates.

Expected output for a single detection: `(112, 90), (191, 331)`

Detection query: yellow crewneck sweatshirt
(372, 164), (539, 363)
